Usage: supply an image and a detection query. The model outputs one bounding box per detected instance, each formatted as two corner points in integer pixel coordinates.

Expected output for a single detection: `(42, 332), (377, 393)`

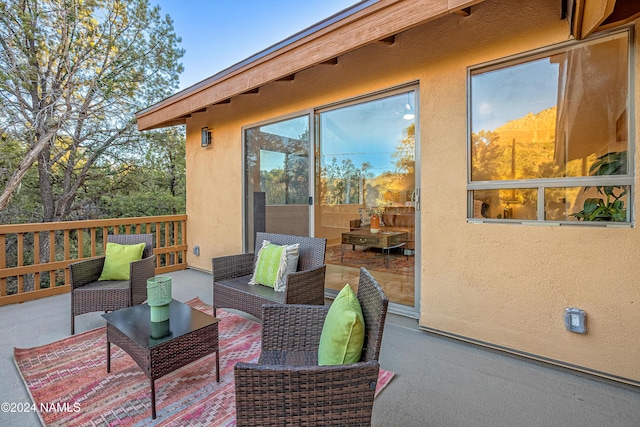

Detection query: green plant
(572, 151), (627, 222)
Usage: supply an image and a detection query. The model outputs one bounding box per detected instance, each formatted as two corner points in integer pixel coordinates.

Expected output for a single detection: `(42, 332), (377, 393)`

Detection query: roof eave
(136, 0), (485, 131)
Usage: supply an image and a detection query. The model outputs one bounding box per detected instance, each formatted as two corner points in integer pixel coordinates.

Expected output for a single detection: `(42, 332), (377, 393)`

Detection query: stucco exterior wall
(184, 0), (639, 382)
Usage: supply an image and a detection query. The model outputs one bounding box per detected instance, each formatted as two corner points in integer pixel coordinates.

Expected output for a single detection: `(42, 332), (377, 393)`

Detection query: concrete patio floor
(1, 269), (638, 426)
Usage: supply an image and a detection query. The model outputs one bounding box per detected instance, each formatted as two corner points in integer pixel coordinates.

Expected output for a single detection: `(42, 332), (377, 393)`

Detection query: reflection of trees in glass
(320, 158), (372, 205)
(261, 168), (286, 204)
(471, 130), (506, 181)
(393, 123), (415, 175)
(320, 123), (416, 207)
(245, 125), (309, 205)
(471, 108), (566, 182)
(470, 32), (630, 221)
(261, 152), (309, 205)
(373, 123), (416, 206)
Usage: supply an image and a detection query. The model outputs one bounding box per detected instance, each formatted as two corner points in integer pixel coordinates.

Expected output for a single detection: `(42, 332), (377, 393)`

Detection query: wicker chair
(234, 267), (389, 426)
(212, 232), (327, 320)
(69, 234), (155, 334)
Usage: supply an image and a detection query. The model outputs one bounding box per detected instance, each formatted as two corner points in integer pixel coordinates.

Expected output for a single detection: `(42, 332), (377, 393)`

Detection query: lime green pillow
(318, 284), (365, 365)
(248, 242), (287, 289)
(98, 242), (146, 281)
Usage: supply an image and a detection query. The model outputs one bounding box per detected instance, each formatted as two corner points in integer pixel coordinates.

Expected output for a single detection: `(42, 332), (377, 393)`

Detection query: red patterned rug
(13, 298), (394, 426)
(325, 244), (414, 277)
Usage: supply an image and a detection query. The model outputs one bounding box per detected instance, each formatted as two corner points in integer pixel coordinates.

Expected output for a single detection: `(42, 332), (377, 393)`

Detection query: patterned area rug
(325, 244), (414, 277)
(13, 298), (394, 426)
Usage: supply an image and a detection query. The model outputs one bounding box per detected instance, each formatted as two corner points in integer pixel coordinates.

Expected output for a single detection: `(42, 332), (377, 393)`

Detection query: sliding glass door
(243, 115), (311, 251)
(242, 88), (419, 312)
(315, 88), (418, 310)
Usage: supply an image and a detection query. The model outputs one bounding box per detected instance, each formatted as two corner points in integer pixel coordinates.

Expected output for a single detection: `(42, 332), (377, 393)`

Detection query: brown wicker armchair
(69, 234), (155, 334)
(212, 232), (327, 320)
(234, 267), (389, 426)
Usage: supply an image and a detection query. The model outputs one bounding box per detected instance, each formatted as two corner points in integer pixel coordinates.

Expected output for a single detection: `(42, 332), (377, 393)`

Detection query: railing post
(0, 234), (5, 296)
(34, 233), (40, 290)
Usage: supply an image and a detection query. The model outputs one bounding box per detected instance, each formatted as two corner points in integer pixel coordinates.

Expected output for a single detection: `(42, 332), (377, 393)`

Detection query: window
(468, 31), (632, 224)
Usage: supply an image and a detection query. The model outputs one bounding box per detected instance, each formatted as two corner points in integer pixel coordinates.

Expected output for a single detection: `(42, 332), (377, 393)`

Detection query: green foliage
(572, 197), (626, 222)
(0, 0), (184, 221)
(572, 151), (628, 222)
(91, 127), (186, 218)
(0, 127), (186, 223)
(0, 133), (44, 223)
(321, 158), (372, 205)
(392, 123), (415, 174)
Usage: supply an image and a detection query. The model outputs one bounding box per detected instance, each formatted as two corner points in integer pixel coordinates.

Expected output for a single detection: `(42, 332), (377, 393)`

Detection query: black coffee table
(102, 300), (220, 419)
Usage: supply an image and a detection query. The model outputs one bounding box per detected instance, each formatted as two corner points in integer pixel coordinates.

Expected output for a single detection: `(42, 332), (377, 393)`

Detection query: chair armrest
(130, 255), (156, 305)
(211, 253), (255, 282)
(234, 360), (380, 427)
(261, 304), (329, 353)
(69, 257), (105, 289)
(284, 264), (326, 305)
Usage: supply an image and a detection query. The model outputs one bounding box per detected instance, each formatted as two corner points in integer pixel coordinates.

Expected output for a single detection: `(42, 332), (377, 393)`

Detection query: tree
(99, 127), (186, 217)
(392, 123), (415, 175)
(470, 130), (506, 181)
(320, 157), (372, 205)
(0, 131), (43, 222)
(0, 0), (184, 221)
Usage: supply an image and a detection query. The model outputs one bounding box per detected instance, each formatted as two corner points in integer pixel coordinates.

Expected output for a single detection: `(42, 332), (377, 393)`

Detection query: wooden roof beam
(277, 74), (296, 81)
(378, 35), (397, 45)
(321, 57), (339, 65)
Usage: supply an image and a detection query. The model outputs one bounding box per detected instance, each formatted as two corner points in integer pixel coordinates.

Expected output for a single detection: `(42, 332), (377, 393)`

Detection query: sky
(471, 58), (559, 132)
(152, 0), (362, 91)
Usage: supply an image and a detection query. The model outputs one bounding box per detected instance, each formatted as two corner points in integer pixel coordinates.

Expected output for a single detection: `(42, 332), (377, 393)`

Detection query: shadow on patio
(1, 269), (638, 426)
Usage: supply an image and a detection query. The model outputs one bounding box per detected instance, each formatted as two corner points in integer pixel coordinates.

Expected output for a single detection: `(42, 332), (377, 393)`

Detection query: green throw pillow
(98, 242), (146, 281)
(318, 284), (365, 365)
(248, 242), (287, 289)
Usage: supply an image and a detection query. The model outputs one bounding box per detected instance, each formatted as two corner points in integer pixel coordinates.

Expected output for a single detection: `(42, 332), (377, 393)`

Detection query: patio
(1, 269), (638, 426)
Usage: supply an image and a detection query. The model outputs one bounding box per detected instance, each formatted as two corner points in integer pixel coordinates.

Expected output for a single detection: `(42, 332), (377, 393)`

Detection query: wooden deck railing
(0, 215), (187, 305)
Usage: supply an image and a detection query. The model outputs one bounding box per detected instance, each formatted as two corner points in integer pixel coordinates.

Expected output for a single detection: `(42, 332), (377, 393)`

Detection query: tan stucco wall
(184, 0), (640, 382)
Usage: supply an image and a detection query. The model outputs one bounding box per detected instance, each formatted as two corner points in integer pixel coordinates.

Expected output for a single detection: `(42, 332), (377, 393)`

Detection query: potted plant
(572, 151), (627, 222)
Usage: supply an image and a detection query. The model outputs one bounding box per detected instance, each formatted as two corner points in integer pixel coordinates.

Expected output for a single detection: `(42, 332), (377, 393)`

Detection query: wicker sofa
(212, 232), (327, 320)
(350, 206), (416, 251)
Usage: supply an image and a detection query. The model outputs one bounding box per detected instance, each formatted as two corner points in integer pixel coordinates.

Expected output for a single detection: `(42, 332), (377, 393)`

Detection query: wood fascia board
(136, 0), (483, 131)
(140, 118), (187, 130)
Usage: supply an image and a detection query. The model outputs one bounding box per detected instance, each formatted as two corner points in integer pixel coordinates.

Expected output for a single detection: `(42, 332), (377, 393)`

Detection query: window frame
(466, 28), (635, 227)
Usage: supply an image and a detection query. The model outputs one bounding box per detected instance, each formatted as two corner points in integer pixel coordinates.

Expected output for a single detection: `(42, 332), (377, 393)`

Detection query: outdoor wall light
(201, 127), (212, 147)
